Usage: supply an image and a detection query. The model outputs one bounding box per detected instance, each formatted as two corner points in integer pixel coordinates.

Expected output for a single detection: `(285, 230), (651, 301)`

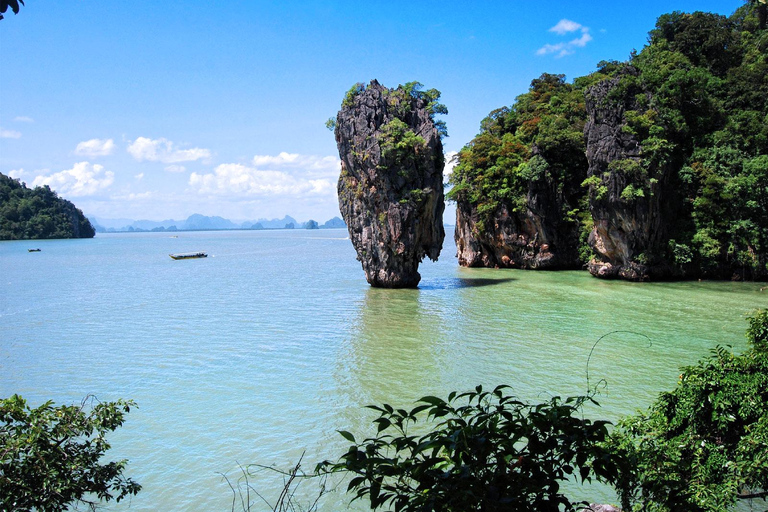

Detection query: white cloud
(165, 164), (187, 173)
(538, 19), (592, 57)
(75, 138), (116, 157)
(0, 128), (22, 139)
(252, 152), (340, 174)
(189, 152), (340, 198)
(570, 32), (593, 48)
(112, 191), (154, 201)
(8, 168), (26, 179)
(13, 116), (34, 123)
(32, 162), (115, 197)
(135, 173), (144, 180)
(549, 19), (583, 35)
(536, 43), (567, 56)
(127, 137), (211, 163)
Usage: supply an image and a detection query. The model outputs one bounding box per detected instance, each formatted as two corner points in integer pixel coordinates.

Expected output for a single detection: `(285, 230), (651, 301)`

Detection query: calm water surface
(2, 229), (766, 510)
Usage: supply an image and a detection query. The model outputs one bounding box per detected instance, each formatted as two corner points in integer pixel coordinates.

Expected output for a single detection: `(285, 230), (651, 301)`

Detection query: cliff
(0, 173), (95, 240)
(334, 80), (446, 288)
(450, 6), (768, 281)
(582, 69), (680, 281)
(449, 74), (589, 271)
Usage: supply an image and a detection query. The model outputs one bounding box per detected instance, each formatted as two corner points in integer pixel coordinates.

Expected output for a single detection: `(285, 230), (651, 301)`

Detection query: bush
(608, 310), (768, 511)
(0, 395), (140, 511)
(318, 386), (621, 512)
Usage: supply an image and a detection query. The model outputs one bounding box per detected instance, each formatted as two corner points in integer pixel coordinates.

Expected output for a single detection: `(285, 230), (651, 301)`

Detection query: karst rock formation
(334, 80), (445, 288)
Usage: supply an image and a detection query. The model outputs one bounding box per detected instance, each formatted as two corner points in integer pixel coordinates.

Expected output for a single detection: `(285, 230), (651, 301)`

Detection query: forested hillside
(449, 3), (768, 281)
(0, 173), (95, 240)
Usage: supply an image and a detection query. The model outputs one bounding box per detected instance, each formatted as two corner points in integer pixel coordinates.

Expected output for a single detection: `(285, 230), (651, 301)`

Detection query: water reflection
(335, 287), (448, 410)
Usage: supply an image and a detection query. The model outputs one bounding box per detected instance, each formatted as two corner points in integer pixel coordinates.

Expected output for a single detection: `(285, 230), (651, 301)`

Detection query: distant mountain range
(89, 214), (346, 233)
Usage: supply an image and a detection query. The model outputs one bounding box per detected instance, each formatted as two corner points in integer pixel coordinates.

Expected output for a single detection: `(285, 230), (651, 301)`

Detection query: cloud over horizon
(32, 162), (115, 197)
(127, 137), (211, 164)
(537, 19), (593, 57)
(189, 153), (339, 198)
(75, 138), (116, 157)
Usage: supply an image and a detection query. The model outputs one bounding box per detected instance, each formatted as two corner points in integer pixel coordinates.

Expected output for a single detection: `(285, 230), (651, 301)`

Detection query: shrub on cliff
(609, 310), (768, 511)
(0, 395), (140, 511)
(448, 73), (591, 238)
(450, 3), (768, 279)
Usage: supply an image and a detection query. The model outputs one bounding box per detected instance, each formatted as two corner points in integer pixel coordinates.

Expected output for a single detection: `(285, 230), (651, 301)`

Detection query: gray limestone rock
(583, 68), (677, 281)
(334, 80), (445, 288)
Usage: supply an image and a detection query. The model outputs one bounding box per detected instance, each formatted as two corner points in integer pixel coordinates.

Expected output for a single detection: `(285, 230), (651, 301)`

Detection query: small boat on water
(28, 248), (41, 252)
(169, 252), (207, 260)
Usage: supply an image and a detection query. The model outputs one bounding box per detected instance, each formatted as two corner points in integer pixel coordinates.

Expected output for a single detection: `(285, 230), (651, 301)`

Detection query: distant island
(89, 214), (346, 233)
(0, 173), (95, 240)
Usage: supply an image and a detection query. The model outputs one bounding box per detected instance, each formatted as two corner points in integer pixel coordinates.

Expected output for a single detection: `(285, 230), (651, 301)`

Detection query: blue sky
(0, 0), (745, 223)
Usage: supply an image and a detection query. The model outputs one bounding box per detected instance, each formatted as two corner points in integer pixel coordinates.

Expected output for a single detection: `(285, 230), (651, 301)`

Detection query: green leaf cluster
(609, 309), (768, 511)
(0, 395), (141, 511)
(626, 7), (768, 276)
(0, 173), (96, 240)
(322, 312), (768, 511)
(378, 118), (427, 172)
(319, 387), (620, 512)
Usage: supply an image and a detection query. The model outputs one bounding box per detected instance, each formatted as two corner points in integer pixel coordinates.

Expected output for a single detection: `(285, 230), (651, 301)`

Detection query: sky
(0, 0), (746, 223)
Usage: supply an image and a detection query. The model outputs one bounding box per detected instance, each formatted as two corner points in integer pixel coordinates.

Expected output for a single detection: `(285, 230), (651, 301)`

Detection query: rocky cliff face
(583, 70), (679, 281)
(454, 172), (582, 270)
(335, 81), (445, 288)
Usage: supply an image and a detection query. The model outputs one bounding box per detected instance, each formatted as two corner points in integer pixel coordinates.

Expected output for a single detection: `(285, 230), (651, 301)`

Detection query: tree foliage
(318, 386), (621, 512)
(0, 0), (24, 21)
(0, 173), (95, 240)
(0, 395), (141, 512)
(609, 310), (768, 511)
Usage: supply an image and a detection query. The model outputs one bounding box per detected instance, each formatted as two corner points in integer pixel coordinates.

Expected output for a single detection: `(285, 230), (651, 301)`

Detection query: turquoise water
(2, 229), (766, 510)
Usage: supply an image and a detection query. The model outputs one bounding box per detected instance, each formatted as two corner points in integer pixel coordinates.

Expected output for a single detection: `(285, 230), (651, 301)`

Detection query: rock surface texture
(335, 81), (445, 287)
(583, 70), (677, 281)
(454, 161), (582, 270)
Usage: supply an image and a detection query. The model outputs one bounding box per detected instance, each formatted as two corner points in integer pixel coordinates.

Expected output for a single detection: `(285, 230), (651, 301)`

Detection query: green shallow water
(1, 229), (766, 510)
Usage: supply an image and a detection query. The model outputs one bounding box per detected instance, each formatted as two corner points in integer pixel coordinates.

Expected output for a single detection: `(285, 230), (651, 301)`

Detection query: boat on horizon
(28, 248), (41, 252)
(169, 252), (207, 260)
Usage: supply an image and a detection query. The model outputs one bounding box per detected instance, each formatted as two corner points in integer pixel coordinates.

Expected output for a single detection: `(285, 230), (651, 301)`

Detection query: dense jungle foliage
(0, 173), (95, 240)
(609, 309), (768, 511)
(447, 72), (597, 242)
(449, 3), (768, 278)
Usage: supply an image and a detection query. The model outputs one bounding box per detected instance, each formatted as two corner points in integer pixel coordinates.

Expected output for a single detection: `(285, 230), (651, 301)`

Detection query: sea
(2, 229), (767, 510)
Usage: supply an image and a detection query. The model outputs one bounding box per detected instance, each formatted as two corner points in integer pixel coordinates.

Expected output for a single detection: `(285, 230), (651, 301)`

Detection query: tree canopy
(0, 173), (95, 240)
(0, 0), (24, 21)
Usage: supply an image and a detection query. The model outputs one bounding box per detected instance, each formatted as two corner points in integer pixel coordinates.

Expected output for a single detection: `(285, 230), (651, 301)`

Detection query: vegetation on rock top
(449, 3), (768, 280)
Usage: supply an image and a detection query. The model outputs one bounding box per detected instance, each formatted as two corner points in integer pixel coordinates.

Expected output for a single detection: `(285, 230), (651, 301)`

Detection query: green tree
(319, 387), (621, 512)
(0, 395), (141, 511)
(0, 173), (95, 240)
